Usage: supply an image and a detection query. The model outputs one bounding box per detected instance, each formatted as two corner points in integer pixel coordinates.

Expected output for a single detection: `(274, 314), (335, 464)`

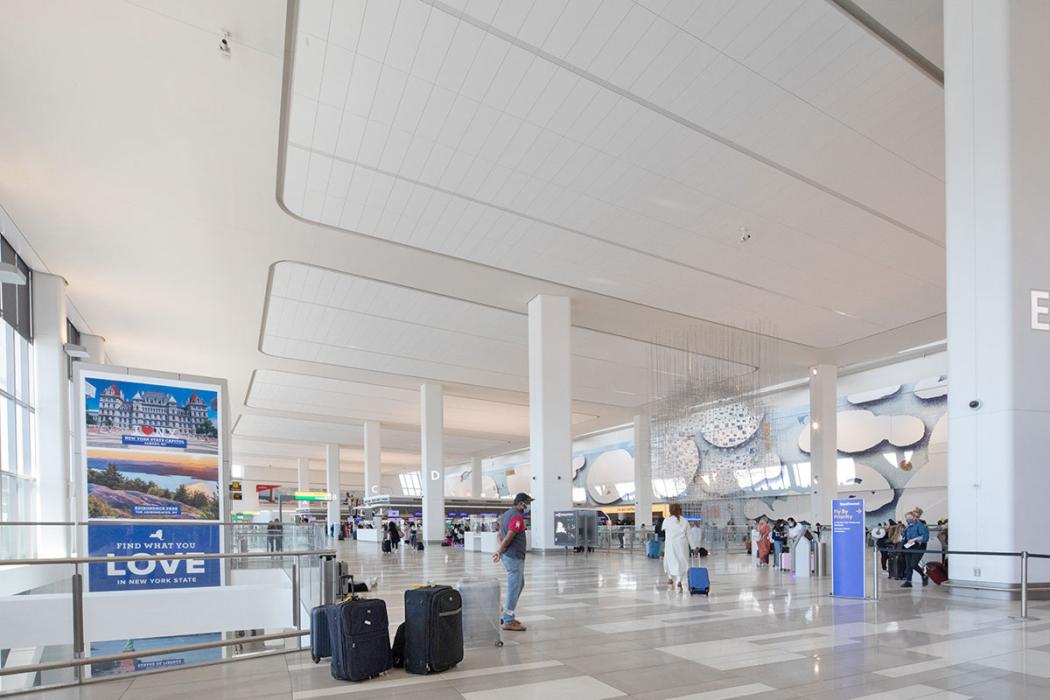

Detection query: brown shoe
(501, 620), (527, 632)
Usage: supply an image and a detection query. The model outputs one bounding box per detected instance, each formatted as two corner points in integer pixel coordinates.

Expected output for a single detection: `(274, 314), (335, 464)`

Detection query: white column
(297, 457), (310, 492)
(33, 273), (70, 557)
(809, 364), (837, 528)
(470, 456), (483, 498)
(945, 0), (1050, 586)
(420, 383), (445, 542)
(363, 420), (382, 499)
(528, 295), (573, 551)
(80, 334), (105, 365)
(633, 414), (653, 528)
(325, 444), (340, 536)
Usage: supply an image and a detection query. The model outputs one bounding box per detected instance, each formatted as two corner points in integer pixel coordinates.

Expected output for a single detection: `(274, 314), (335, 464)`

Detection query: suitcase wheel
(496, 640), (504, 647)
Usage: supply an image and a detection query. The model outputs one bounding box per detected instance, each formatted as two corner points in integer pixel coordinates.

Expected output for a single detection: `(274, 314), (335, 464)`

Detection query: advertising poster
(87, 523), (221, 592)
(79, 368), (225, 593)
(90, 633), (221, 677)
(832, 498), (866, 598)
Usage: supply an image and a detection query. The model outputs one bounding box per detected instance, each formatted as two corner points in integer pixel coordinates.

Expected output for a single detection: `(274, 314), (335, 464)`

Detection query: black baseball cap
(513, 492), (534, 505)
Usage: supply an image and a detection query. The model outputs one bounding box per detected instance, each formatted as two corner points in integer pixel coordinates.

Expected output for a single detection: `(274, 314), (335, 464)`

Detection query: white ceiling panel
(234, 413), (510, 454)
(281, 0), (946, 348)
(262, 262), (749, 407)
(246, 369), (596, 435)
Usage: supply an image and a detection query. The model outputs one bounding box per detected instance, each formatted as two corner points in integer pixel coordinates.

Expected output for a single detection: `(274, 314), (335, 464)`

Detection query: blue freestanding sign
(831, 498), (865, 598)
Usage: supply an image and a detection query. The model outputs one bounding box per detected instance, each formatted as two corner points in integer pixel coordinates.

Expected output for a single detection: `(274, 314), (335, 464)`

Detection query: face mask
(523, 505), (531, 515)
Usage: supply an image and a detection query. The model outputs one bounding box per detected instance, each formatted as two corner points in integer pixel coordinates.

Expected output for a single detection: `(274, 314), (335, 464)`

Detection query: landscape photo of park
(87, 449), (219, 520)
(83, 376), (220, 455)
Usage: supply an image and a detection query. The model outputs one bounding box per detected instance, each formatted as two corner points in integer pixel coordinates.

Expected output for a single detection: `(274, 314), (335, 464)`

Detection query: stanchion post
(871, 547), (879, 601)
(292, 559), (301, 630)
(72, 565), (84, 684)
(1021, 551), (1029, 620)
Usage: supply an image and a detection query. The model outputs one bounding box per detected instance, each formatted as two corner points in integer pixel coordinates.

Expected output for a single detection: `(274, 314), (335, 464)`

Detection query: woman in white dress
(687, 519), (704, 556)
(662, 503), (691, 590)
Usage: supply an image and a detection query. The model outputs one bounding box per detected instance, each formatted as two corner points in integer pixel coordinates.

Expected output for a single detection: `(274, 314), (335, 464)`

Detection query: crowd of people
(873, 507), (944, 587)
(752, 516), (814, 568)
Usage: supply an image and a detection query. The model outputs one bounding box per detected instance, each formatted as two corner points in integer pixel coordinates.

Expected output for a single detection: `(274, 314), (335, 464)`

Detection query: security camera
(219, 30), (231, 55)
(968, 399), (981, 409)
(739, 227), (752, 242)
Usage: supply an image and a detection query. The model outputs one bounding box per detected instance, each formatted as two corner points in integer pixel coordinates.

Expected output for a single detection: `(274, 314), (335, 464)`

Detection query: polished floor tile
(13, 542), (1050, 700)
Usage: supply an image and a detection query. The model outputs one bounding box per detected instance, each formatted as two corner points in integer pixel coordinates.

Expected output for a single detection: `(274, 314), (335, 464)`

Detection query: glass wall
(0, 320), (36, 557)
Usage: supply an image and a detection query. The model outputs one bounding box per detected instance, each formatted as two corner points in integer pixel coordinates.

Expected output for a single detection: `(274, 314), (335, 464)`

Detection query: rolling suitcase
(329, 597), (392, 682)
(926, 561), (948, 585)
(646, 540), (661, 558)
(382, 539), (392, 553)
(309, 604), (335, 663)
(402, 585), (464, 674)
(780, 552), (792, 570)
(688, 567), (710, 595)
(455, 578), (503, 649)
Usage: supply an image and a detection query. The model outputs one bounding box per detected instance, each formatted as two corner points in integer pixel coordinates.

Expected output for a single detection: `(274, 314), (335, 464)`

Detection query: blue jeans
(773, 540), (783, 566)
(501, 555), (525, 623)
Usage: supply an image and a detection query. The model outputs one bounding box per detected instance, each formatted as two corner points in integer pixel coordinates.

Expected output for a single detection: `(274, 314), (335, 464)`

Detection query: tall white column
(420, 383), (445, 542)
(470, 456), (483, 498)
(363, 420), (382, 499)
(80, 333), (105, 365)
(33, 273), (70, 557)
(297, 457), (310, 492)
(528, 295), (572, 551)
(809, 364), (838, 528)
(325, 444), (340, 535)
(633, 414), (653, 528)
(945, 0), (1050, 586)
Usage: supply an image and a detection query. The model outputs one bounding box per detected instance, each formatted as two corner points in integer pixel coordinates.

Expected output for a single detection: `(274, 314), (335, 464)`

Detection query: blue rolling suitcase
(310, 604), (335, 663)
(688, 567), (710, 595)
(646, 540), (661, 559)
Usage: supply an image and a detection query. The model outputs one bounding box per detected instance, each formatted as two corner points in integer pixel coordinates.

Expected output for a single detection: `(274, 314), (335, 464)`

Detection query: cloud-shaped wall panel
(914, 375), (948, 400)
(798, 410), (925, 454)
(586, 449), (635, 505)
(847, 385), (901, 405)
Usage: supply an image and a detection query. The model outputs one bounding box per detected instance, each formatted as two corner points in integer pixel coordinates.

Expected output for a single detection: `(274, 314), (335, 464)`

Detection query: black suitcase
(382, 540), (392, 553)
(402, 585), (463, 674)
(391, 622), (406, 668)
(310, 604), (335, 663)
(416, 542), (424, 551)
(329, 598), (392, 682)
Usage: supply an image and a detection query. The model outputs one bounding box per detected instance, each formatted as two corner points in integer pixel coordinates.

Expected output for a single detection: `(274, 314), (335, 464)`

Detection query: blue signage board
(88, 524), (221, 592)
(121, 435), (188, 449)
(831, 498), (865, 598)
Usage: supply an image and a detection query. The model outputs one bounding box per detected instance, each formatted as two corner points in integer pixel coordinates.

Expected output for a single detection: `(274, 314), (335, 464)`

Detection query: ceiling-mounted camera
(219, 30), (231, 56)
(739, 226), (752, 243)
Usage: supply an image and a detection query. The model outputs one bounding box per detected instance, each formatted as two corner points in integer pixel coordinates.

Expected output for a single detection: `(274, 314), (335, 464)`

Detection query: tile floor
(16, 542), (1050, 699)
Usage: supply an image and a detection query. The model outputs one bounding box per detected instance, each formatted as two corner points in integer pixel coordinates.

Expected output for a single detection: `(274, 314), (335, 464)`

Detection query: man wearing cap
(493, 492), (533, 631)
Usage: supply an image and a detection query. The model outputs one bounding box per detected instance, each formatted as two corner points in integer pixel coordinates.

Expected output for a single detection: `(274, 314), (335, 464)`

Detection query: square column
(33, 272), (70, 557)
(325, 444), (340, 534)
(809, 364), (838, 528)
(945, 0), (1050, 585)
(297, 457), (310, 492)
(633, 415), (653, 528)
(363, 420), (381, 499)
(470, 456), (483, 498)
(420, 383), (445, 542)
(528, 295), (572, 551)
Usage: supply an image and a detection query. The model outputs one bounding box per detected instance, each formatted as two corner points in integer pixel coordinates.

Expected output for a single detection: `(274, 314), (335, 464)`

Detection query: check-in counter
(356, 528), (382, 542)
(476, 531), (532, 553)
(464, 532), (482, 552)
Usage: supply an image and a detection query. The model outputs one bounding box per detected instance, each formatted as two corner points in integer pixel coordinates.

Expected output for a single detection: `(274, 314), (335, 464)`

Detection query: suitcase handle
(438, 607), (462, 617)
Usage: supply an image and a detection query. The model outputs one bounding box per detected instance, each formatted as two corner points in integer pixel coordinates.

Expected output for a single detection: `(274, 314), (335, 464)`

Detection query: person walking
(492, 492), (533, 632)
(901, 508), (930, 588)
(756, 517), (772, 566)
(387, 519), (402, 551)
(662, 503), (691, 590)
(771, 519), (786, 568)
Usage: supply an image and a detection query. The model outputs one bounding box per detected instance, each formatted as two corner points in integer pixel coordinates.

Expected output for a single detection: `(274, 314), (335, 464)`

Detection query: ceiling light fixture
(0, 262), (26, 286)
(896, 339), (947, 354)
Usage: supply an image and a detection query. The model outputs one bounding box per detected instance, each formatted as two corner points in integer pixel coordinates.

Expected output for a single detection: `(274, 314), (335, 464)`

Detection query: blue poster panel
(90, 633), (221, 677)
(832, 498), (866, 598)
(88, 524), (220, 592)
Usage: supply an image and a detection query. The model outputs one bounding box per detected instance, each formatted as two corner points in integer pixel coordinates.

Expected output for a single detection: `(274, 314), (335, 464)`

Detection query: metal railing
(0, 545), (337, 695)
(872, 546), (1050, 619)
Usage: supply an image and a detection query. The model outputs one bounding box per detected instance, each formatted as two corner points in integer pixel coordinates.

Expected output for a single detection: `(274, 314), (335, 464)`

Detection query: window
(399, 472), (422, 496)
(0, 312), (36, 558)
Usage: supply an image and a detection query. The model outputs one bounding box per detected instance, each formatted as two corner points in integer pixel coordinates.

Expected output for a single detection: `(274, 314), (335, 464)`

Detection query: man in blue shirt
(901, 509), (930, 588)
(493, 492), (533, 631)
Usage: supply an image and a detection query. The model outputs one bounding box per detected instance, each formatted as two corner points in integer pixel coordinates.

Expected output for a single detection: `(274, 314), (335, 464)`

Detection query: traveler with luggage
(387, 520), (402, 551)
(687, 519), (703, 556)
(756, 517), (772, 566)
(901, 508), (930, 588)
(770, 519), (786, 568)
(662, 503), (691, 590)
(408, 521), (418, 549)
(492, 492), (533, 632)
